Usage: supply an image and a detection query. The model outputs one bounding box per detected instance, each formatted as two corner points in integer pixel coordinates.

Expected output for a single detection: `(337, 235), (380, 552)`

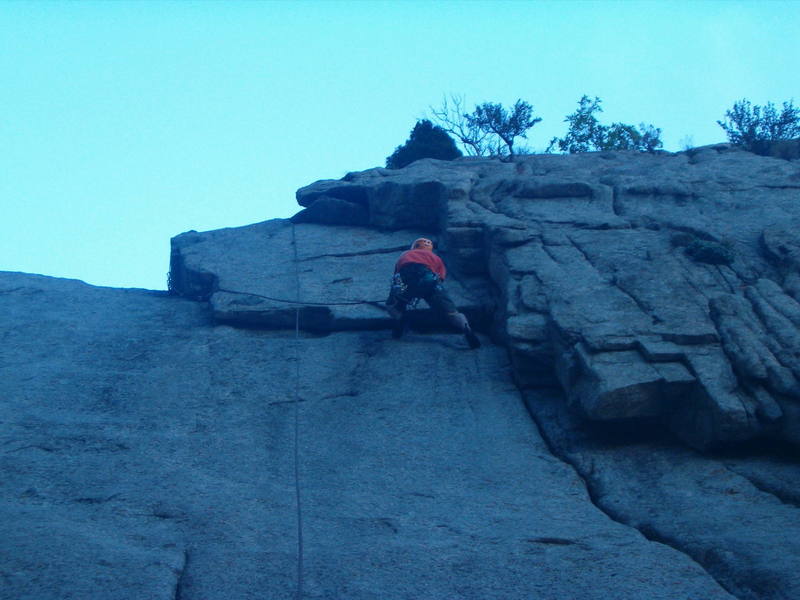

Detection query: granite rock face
(174, 145), (800, 449)
(4, 145), (800, 599)
(1, 272), (737, 600)
(525, 388), (800, 600)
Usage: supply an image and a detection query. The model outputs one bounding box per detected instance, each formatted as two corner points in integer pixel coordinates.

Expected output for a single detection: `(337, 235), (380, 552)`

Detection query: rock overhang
(170, 219), (490, 333)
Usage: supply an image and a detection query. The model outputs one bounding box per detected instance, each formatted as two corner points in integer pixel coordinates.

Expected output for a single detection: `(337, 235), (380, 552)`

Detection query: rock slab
(0, 272), (736, 599)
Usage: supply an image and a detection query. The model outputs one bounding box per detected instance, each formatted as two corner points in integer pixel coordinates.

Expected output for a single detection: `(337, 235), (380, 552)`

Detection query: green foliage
(671, 232), (734, 265)
(717, 99), (800, 154)
(430, 95), (541, 156)
(548, 96), (604, 153)
(547, 95), (663, 154)
(465, 100), (542, 156)
(386, 119), (462, 169)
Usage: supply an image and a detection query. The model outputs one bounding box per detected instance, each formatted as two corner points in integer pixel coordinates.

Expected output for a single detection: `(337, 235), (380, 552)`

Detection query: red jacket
(395, 249), (447, 280)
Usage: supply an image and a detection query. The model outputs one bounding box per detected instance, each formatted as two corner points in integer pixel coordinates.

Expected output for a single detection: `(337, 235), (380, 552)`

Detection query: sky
(2, 0), (798, 290)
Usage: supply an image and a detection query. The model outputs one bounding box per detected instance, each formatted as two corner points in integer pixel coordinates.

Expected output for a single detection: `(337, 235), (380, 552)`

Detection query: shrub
(547, 95), (663, 153)
(670, 232), (695, 248)
(430, 95), (542, 156)
(685, 239), (734, 265)
(465, 100), (541, 156)
(386, 120), (462, 169)
(717, 99), (800, 154)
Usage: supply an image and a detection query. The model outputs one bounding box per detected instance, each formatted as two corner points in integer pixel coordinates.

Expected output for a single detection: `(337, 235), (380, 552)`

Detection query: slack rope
(291, 224), (305, 600)
(215, 286), (387, 308)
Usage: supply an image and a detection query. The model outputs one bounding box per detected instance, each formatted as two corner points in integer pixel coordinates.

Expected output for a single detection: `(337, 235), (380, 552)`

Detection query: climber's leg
(428, 286), (481, 349)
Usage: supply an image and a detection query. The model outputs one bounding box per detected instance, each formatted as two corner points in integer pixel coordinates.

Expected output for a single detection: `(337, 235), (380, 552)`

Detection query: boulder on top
(295, 159), (476, 230)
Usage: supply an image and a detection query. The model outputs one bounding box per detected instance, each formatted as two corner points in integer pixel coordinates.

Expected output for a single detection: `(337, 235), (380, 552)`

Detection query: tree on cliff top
(385, 119), (462, 169)
(466, 100), (541, 156)
(547, 95), (662, 153)
(717, 99), (800, 154)
(431, 95), (542, 156)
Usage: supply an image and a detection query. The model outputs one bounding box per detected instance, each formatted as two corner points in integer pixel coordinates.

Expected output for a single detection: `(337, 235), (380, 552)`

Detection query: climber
(386, 237), (480, 349)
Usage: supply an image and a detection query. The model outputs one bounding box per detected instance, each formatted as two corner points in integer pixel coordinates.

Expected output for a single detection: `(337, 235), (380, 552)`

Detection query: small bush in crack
(670, 232), (695, 248)
(685, 239), (734, 265)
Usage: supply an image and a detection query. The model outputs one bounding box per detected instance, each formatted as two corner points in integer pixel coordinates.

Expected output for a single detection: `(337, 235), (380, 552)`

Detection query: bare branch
(430, 94), (491, 156)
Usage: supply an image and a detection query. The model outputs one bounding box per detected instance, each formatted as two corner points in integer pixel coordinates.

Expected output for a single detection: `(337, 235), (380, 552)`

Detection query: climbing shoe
(464, 326), (481, 349)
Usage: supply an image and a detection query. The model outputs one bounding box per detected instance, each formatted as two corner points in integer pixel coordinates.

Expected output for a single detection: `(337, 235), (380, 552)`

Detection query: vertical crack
(611, 186), (623, 217)
(174, 549), (189, 600)
(516, 390), (742, 599)
(611, 276), (661, 323)
(567, 235), (600, 270)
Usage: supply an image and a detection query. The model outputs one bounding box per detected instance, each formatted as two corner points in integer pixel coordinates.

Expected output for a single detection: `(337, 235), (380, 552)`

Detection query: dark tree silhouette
(386, 119), (462, 169)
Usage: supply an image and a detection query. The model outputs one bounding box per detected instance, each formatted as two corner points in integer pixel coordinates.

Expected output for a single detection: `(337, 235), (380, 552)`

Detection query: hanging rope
(215, 286), (387, 308)
(290, 224), (305, 600)
(260, 228), (478, 598)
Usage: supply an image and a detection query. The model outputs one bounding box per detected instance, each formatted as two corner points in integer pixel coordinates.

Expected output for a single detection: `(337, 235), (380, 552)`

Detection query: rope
(291, 224), (305, 600)
(216, 287), (387, 308)
(258, 231), (475, 598)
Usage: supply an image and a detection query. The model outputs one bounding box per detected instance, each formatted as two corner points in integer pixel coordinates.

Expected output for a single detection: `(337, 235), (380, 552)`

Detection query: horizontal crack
(761, 184), (800, 190)
(299, 246), (407, 262)
(269, 392), (358, 407)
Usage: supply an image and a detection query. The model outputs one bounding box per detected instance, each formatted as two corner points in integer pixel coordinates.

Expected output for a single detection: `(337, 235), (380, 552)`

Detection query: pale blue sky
(2, 1), (798, 290)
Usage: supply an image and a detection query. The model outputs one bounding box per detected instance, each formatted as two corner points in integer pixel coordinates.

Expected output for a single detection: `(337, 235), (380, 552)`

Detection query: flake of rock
(296, 158), (477, 230)
(506, 313), (548, 342)
(762, 225), (800, 270)
(755, 278), (800, 328)
(565, 344), (694, 420)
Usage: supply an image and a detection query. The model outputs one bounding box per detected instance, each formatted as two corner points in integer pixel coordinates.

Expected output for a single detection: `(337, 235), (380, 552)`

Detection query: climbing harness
(390, 272), (409, 301)
(386, 272), (420, 312)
